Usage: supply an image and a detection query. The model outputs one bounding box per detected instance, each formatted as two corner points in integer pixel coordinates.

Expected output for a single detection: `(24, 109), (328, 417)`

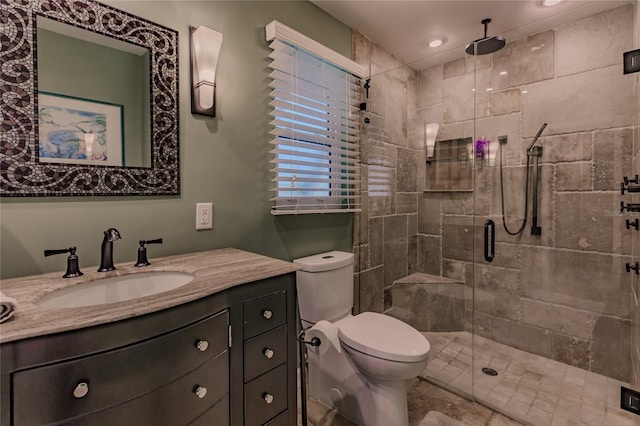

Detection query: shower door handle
(484, 219), (495, 263)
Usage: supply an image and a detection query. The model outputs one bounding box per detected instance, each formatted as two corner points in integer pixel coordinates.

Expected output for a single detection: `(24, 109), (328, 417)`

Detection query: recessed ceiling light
(499, 71), (508, 76)
(540, 0), (563, 6)
(428, 38), (445, 48)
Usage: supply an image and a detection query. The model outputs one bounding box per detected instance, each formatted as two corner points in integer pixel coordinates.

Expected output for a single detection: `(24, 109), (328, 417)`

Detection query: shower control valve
(625, 262), (639, 275)
(620, 202), (640, 213)
(621, 175), (640, 194)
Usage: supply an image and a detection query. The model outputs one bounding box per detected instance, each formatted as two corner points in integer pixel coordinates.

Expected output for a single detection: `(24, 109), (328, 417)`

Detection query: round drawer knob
(194, 386), (207, 399)
(262, 309), (273, 320)
(263, 392), (274, 404)
(195, 340), (209, 352)
(73, 382), (89, 399)
(263, 348), (274, 359)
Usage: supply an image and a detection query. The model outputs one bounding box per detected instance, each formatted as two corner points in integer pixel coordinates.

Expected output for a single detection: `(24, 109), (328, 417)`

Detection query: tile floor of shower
(300, 332), (637, 426)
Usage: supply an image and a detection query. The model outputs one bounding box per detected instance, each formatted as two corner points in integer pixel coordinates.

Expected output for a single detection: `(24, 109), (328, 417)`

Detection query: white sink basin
(35, 271), (194, 308)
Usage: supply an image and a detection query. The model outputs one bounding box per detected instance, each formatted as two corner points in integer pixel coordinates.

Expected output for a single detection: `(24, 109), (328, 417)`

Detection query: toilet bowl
(338, 312), (430, 381)
(294, 251), (431, 426)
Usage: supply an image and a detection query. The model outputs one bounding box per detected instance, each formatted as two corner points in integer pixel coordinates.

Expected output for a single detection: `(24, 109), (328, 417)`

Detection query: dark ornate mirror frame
(0, 0), (179, 196)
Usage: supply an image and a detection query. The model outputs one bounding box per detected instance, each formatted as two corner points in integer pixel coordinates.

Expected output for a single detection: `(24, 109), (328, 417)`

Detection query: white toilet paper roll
(306, 320), (341, 355)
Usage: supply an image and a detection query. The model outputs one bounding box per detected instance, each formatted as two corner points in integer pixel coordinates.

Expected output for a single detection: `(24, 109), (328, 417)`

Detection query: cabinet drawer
(243, 291), (286, 339)
(264, 410), (289, 426)
(59, 353), (229, 426)
(244, 364), (288, 426)
(188, 394), (229, 426)
(13, 310), (228, 426)
(244, 325), (287, 382)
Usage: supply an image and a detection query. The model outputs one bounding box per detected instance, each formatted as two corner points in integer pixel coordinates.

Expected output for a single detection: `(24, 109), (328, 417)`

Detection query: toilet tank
(293, 251), (354, 324)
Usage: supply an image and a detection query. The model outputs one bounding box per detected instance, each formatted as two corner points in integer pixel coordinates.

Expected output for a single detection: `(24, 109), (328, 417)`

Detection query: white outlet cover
(196, 203), (213, 230)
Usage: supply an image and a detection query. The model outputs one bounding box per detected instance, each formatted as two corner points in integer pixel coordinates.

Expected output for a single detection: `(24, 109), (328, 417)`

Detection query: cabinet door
(13, 310), (228, 426)
(59, 353), (229, 426)
(188, 395), (229, 426)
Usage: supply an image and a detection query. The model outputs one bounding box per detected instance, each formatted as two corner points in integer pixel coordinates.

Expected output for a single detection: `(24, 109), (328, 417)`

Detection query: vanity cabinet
(1, 273), (297, 426)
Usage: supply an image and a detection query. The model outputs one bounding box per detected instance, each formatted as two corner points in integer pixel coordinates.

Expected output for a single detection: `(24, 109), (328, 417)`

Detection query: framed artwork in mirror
(38, 93), (123, 167)
(0, 0), (180, 196)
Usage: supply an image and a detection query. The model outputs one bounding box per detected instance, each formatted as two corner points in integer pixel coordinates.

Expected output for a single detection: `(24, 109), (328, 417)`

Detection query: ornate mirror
(1, 0), (179, 196)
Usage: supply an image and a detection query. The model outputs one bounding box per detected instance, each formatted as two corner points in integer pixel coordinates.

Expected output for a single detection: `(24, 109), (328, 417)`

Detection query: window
(265, 21), (366, 214)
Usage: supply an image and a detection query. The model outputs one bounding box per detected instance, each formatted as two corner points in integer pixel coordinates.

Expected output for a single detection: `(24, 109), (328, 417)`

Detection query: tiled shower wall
(352, 32), (421, 314)
(354, 4), (637, 382)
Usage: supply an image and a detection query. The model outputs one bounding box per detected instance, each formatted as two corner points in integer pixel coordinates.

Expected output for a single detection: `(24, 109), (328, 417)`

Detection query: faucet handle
(135, 238), (163, 267)
(44, 247), (83, 278)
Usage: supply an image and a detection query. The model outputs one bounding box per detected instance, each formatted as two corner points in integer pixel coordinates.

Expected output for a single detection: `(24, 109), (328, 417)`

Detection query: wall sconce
(425, 123), (439, 158)
(190, 25), (223, 117)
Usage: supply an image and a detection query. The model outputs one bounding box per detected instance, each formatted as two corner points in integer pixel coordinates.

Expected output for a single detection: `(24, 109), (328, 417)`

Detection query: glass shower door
(470, 4), (638, 424)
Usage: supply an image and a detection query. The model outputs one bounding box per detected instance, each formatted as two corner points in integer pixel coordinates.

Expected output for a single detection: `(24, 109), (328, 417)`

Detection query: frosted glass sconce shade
(425, 123), (439, 158)
(190, 26), (223, 117)
(84, 132), (95, 157)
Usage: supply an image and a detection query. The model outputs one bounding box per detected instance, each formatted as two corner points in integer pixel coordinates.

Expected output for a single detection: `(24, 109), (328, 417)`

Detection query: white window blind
(265, 21), (365, 215)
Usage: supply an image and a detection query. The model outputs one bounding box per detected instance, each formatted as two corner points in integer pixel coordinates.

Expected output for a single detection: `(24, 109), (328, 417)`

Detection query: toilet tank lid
(293, 251), (354, 272)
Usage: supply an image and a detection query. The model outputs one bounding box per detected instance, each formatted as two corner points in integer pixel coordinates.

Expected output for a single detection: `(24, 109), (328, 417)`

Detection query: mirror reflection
(36, 17), (151, 168)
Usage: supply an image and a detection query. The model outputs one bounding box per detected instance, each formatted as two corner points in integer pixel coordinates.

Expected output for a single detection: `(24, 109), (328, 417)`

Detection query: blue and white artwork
(38, 93), (122, 166)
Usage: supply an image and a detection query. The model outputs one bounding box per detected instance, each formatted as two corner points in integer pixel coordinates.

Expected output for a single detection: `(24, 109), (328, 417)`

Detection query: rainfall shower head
(465, 18), (505, 55)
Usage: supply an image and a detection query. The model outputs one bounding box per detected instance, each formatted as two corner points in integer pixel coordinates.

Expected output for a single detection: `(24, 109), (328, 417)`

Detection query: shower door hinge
(626, 219), (639, 231)
(621, 387), (640, 415)
(623, 49), (640, 75)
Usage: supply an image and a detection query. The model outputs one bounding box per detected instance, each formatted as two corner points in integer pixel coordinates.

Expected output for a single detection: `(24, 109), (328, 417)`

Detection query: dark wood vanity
(0, 249), (299, 426)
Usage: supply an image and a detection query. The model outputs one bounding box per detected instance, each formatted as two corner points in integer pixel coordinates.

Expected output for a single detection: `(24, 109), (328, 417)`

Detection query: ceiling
(310, 0), (633, 70)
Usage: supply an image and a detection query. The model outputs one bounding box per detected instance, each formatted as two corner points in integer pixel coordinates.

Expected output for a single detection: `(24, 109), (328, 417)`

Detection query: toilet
(294, 251), (430, 426)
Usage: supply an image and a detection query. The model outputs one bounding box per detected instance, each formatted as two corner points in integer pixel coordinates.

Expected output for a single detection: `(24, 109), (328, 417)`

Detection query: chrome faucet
(98, 228), (122, 272)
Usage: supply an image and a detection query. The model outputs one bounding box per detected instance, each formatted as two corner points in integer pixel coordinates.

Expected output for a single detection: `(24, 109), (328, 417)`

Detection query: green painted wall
(0, 1), (354, 279)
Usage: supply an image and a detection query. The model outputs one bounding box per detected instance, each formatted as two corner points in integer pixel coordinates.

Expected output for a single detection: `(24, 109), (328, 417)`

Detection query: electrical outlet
(196, 203), (213, 230)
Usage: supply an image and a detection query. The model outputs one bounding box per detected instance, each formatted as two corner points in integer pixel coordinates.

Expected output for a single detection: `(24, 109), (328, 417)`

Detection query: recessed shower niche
(425, 137), (473, 192)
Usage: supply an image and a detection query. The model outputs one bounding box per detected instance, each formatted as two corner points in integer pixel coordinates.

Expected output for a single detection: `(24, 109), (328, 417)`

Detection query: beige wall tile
(444, 58), (466, 80)
(555, 162), (593, 191)
(493, 30), (555, 91)
(492, 88), (521, 116)
(555, 192), (632, 255)
(417, 64), (443, 108)
(521, 246), (632, 317)
(593, 127), (634, 191)
(591, 315), (631, 381)
(556, 5), (634, 77)
(521, 298), (594, 340)
(383, 215), (408, 287)
(444, 72), (474, 123)
(534, 132), (592, 164)
(522, 66), (634, 138)
(417, 234), (441, 275)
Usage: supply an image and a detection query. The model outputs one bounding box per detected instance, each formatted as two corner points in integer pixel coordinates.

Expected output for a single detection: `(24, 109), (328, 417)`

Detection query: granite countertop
(0, 248), (300, 344)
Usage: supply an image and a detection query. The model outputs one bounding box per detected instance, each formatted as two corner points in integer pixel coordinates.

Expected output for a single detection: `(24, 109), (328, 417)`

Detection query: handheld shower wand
(499, 123), (548, 236)
(527, 123), (548, 153)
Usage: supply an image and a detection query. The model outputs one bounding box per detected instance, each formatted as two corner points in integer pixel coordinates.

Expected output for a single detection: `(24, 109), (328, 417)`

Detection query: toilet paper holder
(297, 328), (322, 426)
(297, 329), (321, 348)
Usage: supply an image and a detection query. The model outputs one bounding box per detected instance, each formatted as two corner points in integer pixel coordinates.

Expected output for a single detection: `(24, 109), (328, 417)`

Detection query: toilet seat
(337, 312), (430, 363)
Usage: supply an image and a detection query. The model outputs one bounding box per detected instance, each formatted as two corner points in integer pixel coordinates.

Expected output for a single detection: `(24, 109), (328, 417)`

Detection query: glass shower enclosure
(355, 2), (639, 425)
